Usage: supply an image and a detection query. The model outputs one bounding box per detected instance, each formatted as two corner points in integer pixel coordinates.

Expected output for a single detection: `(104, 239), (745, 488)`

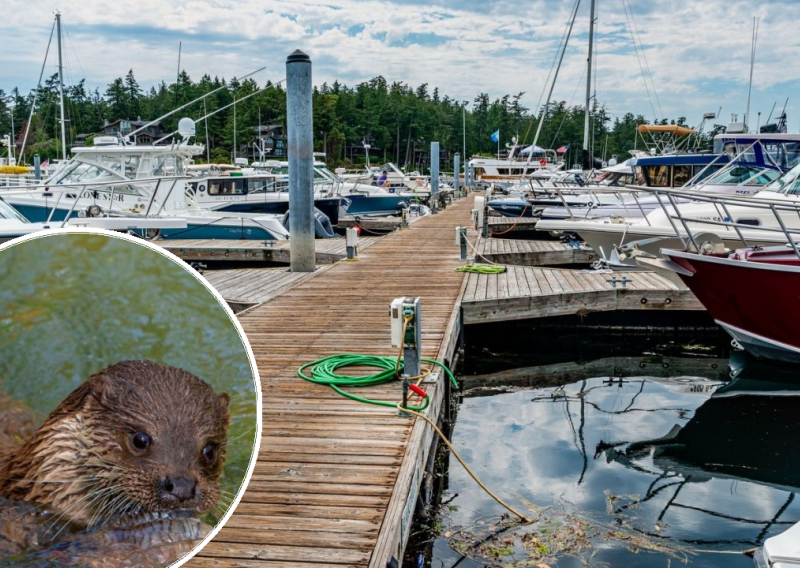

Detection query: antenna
(175, 41), (182, 108)
(745, 16), (759, 132)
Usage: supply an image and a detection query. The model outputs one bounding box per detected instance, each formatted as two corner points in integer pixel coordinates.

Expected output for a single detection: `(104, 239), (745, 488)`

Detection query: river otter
(0, 360), (230, 528)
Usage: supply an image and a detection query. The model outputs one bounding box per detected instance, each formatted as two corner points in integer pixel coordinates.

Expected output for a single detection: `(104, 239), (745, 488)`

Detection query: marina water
(419, 321), (800, 567)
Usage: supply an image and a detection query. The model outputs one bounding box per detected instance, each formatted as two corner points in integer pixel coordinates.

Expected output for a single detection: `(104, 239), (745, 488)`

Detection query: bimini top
(637, 124), (696, 136)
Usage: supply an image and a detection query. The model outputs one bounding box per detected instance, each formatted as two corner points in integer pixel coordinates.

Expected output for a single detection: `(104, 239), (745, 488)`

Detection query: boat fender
(281, 208), (338, 238)
(313, 207), (337, 239)
(539, 158), (547, 166)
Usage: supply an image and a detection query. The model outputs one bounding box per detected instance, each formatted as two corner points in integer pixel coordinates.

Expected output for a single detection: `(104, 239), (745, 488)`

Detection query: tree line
(0, 69), (702, 169)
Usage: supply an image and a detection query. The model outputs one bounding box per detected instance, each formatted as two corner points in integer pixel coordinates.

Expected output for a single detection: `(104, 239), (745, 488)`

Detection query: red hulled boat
(663, 246), (800, 363)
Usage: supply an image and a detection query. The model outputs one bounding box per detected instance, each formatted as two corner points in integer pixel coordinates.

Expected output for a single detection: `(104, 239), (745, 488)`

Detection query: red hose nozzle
(409, 384), (428, 398)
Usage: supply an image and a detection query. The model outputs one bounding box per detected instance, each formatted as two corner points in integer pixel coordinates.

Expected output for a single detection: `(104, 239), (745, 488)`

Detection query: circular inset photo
(0, 229), (260, 567)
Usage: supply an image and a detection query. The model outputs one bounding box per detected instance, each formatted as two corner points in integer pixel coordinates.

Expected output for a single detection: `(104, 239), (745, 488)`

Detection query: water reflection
(432, 356), (800, 567)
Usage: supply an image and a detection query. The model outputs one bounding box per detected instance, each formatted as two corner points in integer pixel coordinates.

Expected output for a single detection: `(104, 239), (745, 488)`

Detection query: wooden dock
(182, 192), (706, 567)
(189, 198), (473, 568)
(476, 237), (596, 266)
(160, 237), (380, 264)
(461, 265), (702, 324)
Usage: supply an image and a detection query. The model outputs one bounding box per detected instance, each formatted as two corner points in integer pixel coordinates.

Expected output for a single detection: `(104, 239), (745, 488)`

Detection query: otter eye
(132, 431), (151, 450)
(202, 443), (216, 464)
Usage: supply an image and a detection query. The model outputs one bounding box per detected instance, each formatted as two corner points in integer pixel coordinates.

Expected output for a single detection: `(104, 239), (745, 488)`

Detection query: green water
(0, 232), (258, 523)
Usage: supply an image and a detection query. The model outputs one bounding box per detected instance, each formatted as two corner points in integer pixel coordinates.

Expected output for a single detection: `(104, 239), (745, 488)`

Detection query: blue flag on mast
(490, 129), (500, 143)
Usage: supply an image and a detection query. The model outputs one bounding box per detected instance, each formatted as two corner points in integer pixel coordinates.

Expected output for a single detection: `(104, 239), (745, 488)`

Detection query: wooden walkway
(160, 237), (381, 264)
(201, 268), (317, 312)
(461, 266), (702, 324)
(188, 199), (473, 567)
(476, 237), (596, 266)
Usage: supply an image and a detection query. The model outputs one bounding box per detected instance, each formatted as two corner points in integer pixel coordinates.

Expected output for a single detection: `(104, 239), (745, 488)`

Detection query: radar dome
(177, 117), (196, 139)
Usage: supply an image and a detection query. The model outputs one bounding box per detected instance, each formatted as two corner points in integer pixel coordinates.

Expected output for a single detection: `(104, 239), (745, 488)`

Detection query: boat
(663, 244), (800, 363)
(655, 193), (800, 362)
(0, 186), (188, 243)
(536, 133), (800, 264)
(187, 168), (342, 226)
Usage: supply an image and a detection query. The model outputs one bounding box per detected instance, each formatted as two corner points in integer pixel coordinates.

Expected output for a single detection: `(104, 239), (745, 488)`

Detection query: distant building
(244, 125), (286, 161)
(101, 118), (166, 145)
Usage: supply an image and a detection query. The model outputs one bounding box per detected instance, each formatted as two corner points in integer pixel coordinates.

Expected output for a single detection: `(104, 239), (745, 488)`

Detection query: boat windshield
(0, 199), (29, 222)
(764, 163), (800, 194)
(703, 165), (781, 186)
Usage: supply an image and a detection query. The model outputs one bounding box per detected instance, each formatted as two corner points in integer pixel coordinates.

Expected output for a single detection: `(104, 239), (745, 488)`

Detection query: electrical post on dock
(455, 226), (467, 260)
(286, 49), (315, 272)
(453, 153), (461, 198)
(391, 297), (422, 416)
(430, 141), (440, 214)
(345, 227), (359, 260)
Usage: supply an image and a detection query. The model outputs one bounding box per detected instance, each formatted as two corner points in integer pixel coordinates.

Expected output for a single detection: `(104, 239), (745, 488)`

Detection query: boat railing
(1, 175), (188, 225)
(602, 185), (800, 259)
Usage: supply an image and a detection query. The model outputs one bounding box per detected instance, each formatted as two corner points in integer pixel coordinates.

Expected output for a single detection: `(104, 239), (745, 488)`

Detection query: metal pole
(583, 0), (596, 171)
(453, 153), (460, 196)
(286, 49), (315, 272)
(34, 155), (41, 180)
(56, 12), (67, 161)
(430, 141), (440, 214)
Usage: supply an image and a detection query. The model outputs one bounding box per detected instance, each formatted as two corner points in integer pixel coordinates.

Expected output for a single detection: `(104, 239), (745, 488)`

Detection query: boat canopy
(519, 145), (546, 155)
(637, 124), (695, 136)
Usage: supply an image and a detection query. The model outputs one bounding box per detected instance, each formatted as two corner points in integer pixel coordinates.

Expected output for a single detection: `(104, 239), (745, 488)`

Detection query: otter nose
(160, 476), (197, 502)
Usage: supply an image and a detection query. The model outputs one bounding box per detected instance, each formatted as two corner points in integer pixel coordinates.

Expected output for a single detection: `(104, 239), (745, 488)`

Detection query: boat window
(150, 155), (183, 176)
(208, 181), (222, 195)
(672, 165), (692, 187)
(643, 165), (670, 187)
(746, 169), (781, 185)
(0, 198), (29, 222)
(221, 179), (245, 195)
(249, 179), (278, 194)
(766, 163), (800, 194)
(474, 167), (485, 177)
(691, 164), (722, 182)
(58, 163), (119, 185)
(706, 165), (769, 185)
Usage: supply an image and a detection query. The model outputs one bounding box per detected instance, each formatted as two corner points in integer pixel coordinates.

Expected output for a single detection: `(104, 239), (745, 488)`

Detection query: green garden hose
(455, 263), (506, 274)
(297, 353), (458, 411)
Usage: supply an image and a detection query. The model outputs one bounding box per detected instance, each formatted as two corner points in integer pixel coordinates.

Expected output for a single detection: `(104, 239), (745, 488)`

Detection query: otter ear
(217, 392), (231, 428)
(87, 374), (121, 408)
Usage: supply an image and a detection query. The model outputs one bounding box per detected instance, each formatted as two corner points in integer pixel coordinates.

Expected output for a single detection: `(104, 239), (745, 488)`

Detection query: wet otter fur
(0, 361), (230, 528)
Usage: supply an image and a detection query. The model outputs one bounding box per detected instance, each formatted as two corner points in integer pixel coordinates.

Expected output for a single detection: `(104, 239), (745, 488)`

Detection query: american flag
(40, 160), (50, 168)
(556, 144), (570, 154)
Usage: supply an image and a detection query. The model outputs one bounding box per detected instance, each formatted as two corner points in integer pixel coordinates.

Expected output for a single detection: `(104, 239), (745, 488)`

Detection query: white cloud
(3, 0), (800, 129)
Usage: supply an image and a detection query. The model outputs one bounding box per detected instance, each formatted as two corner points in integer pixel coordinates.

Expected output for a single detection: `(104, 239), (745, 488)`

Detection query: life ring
(539, 158), (547, 166)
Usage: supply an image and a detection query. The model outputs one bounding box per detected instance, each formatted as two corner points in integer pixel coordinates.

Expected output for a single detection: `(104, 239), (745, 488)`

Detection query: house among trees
(244, 124), (286, 162)
(102, 119), (166, 145)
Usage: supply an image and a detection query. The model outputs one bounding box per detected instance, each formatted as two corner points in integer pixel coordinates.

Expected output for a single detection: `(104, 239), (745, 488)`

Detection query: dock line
(490, 204), (530, 236)
(296, 317), (531, 524)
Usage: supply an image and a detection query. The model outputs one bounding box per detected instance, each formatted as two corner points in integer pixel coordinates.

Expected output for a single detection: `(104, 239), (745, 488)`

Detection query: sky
(3, 0), (800, 134)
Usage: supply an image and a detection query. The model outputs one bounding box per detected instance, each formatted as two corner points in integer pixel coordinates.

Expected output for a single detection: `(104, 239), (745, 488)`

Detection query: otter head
(0, 361), (231, 527)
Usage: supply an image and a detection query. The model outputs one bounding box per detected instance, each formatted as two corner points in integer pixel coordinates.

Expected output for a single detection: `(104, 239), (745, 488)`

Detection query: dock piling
(286, 49), (315, 272)
(33, 155), (41, 181)
(430, 141), (439, 214)
(453, 153), (461, 197)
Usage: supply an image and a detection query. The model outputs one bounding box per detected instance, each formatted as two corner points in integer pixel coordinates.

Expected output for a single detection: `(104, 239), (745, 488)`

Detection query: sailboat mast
(582, 0), (596, 170)
(55, 12), (67, 160)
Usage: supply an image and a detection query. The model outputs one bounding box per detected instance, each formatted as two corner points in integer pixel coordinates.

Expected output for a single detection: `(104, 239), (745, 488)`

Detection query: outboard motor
(281, 207), (338, 239)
